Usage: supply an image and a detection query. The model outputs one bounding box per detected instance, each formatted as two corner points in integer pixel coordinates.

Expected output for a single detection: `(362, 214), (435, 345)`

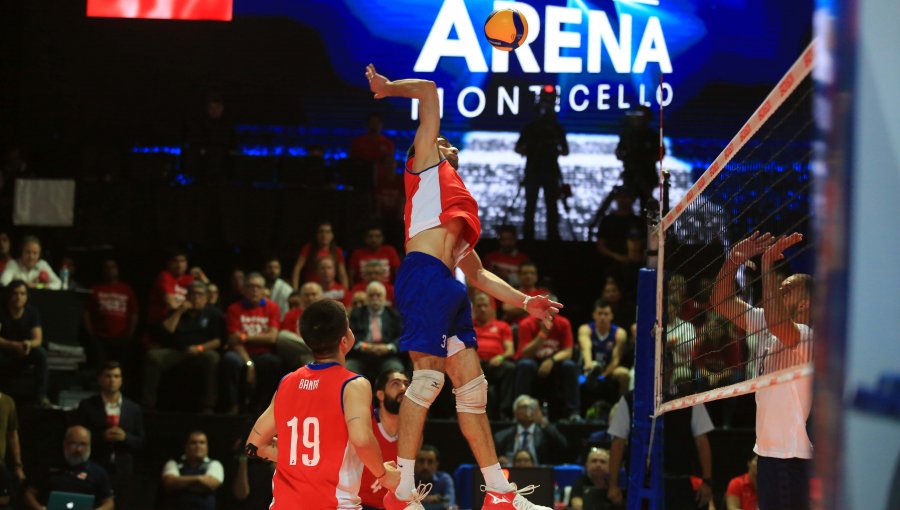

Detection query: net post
(627, 268), (664, 510)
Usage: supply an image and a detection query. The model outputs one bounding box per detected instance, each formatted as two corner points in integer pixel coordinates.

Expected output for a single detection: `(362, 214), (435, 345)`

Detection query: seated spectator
(279, 283), (323, 338)
(665, 298), (697, 397)
(317, 257), (352, 307)
(601, 278), (635, 333)
(222, 273), (282, 414)
(693, 312), (742, 390)
(75, 362), (144, 508)
(275, 289), (314, 371)
(0, 232), (10, 275)
(84, 257), (140, 385)
(512, 449), (535, 468)
(160, 431), (223, 510)
(350, 259), (396, 305)
(0, 391), (24, 503)
(0, 281), (48, 406)
(594, 186), (643, 275)
(144, 281), (224, 413)
(472, 292), (515, 420)
(414, 445), (455, 510)
(0, 236), (61, 290)
(347, 281), (404, 380)
(725, 455), (758, 510)
(222, 268), (245, 309)
(359, 369), (408, 509)
(23, 425), (114, 510)
(262, 255), (292, 319)
(207, 283), (220, 308)
(351, 290), (367, 310)
(483, 225), (530, 287)
(570, 448), (618, 510)
(494, 396), (568, 466)
(578, 299), (630, 410)
(348, 225), (401, 284)
(291, 221), (349, 288)
(502, 262), (550, 325)
(147, 249), (196, 327)
(514, 310), (580, 422)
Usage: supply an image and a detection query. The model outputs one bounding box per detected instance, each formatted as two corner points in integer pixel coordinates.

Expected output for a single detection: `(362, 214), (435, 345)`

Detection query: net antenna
(654, 39), (818, 418)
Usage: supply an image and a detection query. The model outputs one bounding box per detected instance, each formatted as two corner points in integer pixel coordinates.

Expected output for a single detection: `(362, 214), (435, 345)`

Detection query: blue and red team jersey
(358, 411), (398, 508)
(404, 157), (481, 263)
(272, 362), (364, 510)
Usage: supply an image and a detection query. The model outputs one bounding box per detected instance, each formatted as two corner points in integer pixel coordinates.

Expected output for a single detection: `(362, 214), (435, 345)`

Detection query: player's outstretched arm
(761, 233), (803, 348)
(343, 377), (400, 491)
(366, 64), (440, 173)
(712, 231), (774, 331)
(459, 251), (562, 320)
(246, 395), (278, 462)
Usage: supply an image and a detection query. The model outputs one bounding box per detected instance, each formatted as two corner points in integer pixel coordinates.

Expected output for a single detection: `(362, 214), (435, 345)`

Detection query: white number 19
(286, 416), (320, 466)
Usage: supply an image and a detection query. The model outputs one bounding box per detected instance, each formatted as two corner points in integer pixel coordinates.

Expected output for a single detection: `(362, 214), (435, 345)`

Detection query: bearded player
(245, 299), (400, 510)
(365, 63), (562, 510)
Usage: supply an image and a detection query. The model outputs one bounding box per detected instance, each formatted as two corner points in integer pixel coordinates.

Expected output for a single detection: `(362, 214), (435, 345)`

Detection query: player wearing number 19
(245, 299), (400, 510)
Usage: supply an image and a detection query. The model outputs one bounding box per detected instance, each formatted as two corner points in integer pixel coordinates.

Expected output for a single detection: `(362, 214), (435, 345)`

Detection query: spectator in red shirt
(472, 292), (515, 420)
(275, 287), (317, 371)
(222, 272), (282, 414)
(692, 312), (744, 391)
(84, 258), (140, 387)
(317, 256), (351, 307)
(290, 221), (349, 288)
(147, 250), (206, 326)
(483, 225), (530, 287)
(726, 455), (758, 510)
(501, 262), (550, 325)
(348, 225), (401, 284)
(350, 113), (400, 219)
(350, 259), (396, 306)
(514, 309), (581, 422)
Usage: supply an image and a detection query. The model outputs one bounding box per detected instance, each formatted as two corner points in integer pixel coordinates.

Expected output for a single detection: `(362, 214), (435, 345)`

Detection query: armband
(244, 443), (260, 458)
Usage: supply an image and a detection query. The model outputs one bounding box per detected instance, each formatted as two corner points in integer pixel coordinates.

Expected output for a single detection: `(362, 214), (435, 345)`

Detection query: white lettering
(656, 82), (674, 106)
(639, 83), (651, 106)
(587, 12), (632, 73)
(458, 86), (486, 118)
(414, 0), (487, 72)
(497, 86), (520, 115)
(569, 84), (589, 112)
(544, 6), (582, 73)
(633, 16), (672, 73)
(617, 84), (631, 109)
(597, 84), (611, 110)
(491, 1), (541, 73)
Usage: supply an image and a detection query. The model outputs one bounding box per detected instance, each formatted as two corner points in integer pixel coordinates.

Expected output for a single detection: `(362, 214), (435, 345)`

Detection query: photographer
(515, 87), (569, 241)
(615, 105), (662, 210)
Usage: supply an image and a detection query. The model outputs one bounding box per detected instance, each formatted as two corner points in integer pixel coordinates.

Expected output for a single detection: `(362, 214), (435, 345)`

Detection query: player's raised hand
(365, 64), (390, 99)
(525, 294), (563, 321)
(729, 231), (774, 264)
(762, 232), (803, 266)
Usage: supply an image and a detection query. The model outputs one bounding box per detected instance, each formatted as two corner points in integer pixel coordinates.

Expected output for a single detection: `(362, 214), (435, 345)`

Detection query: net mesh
(655, 42), (816, 414)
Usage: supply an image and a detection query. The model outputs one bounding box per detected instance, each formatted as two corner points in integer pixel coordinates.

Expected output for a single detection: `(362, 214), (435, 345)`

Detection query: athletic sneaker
(482, 484), (553, 510)
(383, 483), (432, 510)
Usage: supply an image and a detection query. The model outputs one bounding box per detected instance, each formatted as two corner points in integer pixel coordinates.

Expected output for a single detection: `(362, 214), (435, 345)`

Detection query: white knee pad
(405, 369), (445, 409)
(452, 374), (487, 414)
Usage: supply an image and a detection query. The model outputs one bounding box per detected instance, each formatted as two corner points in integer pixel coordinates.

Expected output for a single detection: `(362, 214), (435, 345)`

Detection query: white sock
(395, 456), (416, 500)
(481, 463), (514, 493)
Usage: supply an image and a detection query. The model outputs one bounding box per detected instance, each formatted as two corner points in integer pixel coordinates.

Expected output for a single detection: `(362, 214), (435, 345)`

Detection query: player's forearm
(348, 426), (386, 478)
(382, 79), (437, 100)
(712, 259), (740, 317)
(469, 267), (530, 309)
(609, 438), (627, 486)
(695, 434), (713, 479)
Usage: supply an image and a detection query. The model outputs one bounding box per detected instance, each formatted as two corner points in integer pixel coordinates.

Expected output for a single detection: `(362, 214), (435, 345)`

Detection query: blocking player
(365, 63), (562, 510)
(712, 232), (813, 510)
(245, 299), (400, 510)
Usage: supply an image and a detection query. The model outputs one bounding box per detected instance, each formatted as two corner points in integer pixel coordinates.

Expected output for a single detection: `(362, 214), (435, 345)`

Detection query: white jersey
(745, 308), (813, 459)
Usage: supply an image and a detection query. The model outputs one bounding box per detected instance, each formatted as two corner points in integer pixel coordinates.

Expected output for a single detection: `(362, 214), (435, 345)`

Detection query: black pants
(514, 358), (579, 419)
(0, 346), (47, 401)
(523, 174), (560, 241)
(663, 476), (697, 510)
(481, 359), (515, 420)
(757, 456), (810, 510)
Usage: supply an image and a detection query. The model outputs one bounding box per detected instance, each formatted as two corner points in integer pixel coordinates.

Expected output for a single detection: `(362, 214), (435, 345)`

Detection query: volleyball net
(654, 41), (816, 415)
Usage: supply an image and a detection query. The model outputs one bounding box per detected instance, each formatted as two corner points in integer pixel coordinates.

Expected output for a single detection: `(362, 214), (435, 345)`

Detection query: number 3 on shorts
(287, 416), (320, 466)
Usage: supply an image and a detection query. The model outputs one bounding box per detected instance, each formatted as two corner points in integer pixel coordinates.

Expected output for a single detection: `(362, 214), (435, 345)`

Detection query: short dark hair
(406, 133), (449, 160)
(5, 280), (27, 301)
(593, 299), (612, 311)
(375, 368), (407, 393)
(262, 254), (281, 265)
(100, 361), (121, 374)
(419, 444), (440, 460)
(300, 300), (348, 357)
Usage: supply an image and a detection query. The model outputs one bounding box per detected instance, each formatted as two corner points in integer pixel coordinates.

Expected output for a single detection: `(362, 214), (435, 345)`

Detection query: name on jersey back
(298, 379), (320, 391)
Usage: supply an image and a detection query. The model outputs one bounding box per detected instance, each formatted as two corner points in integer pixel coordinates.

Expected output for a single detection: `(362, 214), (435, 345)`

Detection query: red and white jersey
(404, 157), (481, 264)
(357, 412), (398, 508)
(272, 362), (365, 510)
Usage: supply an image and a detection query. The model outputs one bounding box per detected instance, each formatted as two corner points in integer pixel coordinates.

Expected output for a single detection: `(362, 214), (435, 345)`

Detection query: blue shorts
(395, 252), (478, 357)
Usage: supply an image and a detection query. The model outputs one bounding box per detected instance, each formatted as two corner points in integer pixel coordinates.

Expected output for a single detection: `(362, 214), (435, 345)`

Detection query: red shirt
(322, 282), (352, 308)
(726, 473), (758, 510)
(280, 307), (303, 336)
(299, 243), (346, 284)
(473, 319), (513, 361)
(350, 281), (395, 306)
(147, 271), (193, 324)
(483, 250), (530, 284)
(358, 413), (398, 508)
(88, 282), (138, 340)
(404, 157), (481, 263)
(691, 338), (743, 372)
(272, 363), (364, 510)
(348, 245), (401, 284)
(226, 300), (281, 355)
(506, 287), (550, 325)
(516, 315), (573, 360)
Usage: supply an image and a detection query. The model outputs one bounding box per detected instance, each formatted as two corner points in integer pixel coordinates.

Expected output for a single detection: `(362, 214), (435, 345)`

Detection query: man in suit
(347, 281), (404, 380)
(494, 395), (568, 466)
(75, 362), (144, 509)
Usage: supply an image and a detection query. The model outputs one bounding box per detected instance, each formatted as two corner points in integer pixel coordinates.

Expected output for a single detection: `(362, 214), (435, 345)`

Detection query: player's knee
(452, 374), (488, 414)
(405, 369), (445, 409)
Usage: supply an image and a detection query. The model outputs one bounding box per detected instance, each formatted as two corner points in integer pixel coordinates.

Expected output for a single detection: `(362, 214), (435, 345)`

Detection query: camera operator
(615, 105), (662, 210)
(515, 87), (569, 241)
